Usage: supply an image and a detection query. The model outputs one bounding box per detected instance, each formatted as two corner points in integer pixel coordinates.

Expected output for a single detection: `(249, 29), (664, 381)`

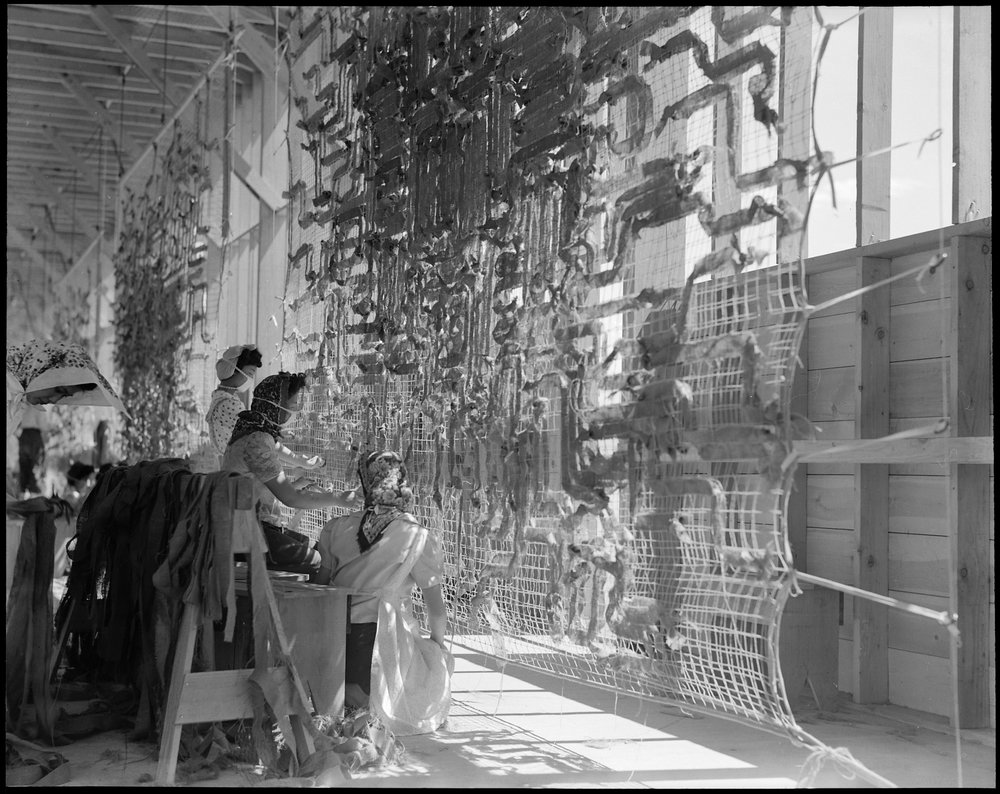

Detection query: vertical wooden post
(947, 236), (992, 727)
(852, 256), (890, 704)
(778, 5), (813, 568)
(951, 7), (992, 223)
(856, 6), (893, 247)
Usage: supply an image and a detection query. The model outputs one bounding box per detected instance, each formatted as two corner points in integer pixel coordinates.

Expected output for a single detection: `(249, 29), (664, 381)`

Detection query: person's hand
(302, 454), (325, 470)
(340, 488), (362, 509)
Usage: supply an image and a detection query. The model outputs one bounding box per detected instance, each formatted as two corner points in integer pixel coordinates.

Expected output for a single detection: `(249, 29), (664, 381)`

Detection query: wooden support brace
(852, 256), (890, 704)
(947, 236), (992, 728)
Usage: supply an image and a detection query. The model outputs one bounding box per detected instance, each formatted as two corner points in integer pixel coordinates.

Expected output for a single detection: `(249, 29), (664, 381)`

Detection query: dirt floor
(27, 645), (995, 789)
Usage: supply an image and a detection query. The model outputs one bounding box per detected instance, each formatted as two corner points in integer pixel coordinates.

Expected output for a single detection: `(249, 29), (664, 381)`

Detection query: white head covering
(216, 343), (256, 380)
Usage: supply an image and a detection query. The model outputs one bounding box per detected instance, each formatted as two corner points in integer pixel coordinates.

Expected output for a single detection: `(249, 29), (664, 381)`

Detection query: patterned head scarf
(228, 372), (301, 446)
(6, 340), (126, 413)
(356, 450), (415, 552)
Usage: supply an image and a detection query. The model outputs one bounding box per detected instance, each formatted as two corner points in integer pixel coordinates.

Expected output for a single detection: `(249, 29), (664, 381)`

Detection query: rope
(797, 743), (896, 788)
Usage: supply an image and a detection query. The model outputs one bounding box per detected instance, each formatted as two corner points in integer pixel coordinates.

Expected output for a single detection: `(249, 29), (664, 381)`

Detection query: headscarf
(228, 372), (296, 446)
(6, 339), (127, 414)
(356, 450), (415, 552)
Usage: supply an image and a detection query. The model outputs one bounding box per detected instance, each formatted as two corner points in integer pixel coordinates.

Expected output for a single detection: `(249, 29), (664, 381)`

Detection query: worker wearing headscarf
(220, 372), (355, 573)
(313, 450), (449, 727)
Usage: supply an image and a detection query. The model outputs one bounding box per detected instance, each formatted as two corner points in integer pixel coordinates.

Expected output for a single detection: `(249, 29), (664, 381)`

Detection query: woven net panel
(276, 5), (835, 745)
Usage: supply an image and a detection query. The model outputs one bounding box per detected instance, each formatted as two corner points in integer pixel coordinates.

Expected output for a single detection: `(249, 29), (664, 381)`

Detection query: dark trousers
(345, 622), (378, 695)
(18, 428), (45, 494)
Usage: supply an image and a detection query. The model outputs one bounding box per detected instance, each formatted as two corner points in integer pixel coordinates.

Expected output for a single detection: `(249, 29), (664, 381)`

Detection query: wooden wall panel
(808, 366), (854, 421)
(805, 527), (854, 584)
(888, 418), (948, 476)
(888, 475), (948, 535)
(808, 313), (854, 369)
(890, 250), (951, 305)
(808, 420), (854, 475)
(889, 360), (945, 418)
(806, 475), (854, 529)
(806, 266), (855, 318)
(887, 533), (950, 597)
(890, 300), (950, 362)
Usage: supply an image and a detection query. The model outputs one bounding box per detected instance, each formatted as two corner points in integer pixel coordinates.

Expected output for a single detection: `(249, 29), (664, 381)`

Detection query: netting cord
(797, 743), (896, 788)
(491, 658), (508, 718)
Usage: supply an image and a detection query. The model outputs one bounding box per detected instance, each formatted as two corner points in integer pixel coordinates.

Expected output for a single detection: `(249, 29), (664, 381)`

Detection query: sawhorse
(155, 501), (325, 784)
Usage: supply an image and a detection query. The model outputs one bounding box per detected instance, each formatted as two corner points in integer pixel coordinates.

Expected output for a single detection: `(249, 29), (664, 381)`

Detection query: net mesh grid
(161, 6), (881, 770)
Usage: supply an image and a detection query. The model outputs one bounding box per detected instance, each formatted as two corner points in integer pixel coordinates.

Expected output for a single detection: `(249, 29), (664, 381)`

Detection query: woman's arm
(263, 474), (357, 511)
(274, 442), (324, 470)
(420, 583), (448, 647)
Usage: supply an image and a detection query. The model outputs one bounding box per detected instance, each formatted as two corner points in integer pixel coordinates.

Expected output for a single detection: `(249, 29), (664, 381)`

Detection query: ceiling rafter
(9, 205), (79, 265)
(41, 126), (103, 194)
(28, 165), (98, 240)
(88, 4), (185, 109)
(59, 72), (143, 162)
(7, 5), (292, 338)
(7, 224), (65, 283)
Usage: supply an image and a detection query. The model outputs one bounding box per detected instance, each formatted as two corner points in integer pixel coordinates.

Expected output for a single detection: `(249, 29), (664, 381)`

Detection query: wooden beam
(947, 236), (992, 728)
(203, 5), (309, 115)
(41, 125), (102, 194)
(8, 206), (78, 266)
(28, 166), (96, 238)
(118, 39), (235, 190)
(856, 6), (893, 246)
(951, 6), (992, 223)
(59, 72), (142, 161)
(793, 436), (992, 465)
(802, 218), (992, 276)
(7, 224), (64, 283)
(88, 4), (185, 109)
(852, 256), (891, 705)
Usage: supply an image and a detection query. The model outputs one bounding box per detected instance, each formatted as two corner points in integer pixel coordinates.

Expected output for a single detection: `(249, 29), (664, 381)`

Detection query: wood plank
(803, 218), (991, 276)
(888, 592), (951, 659)
(88, 4), (186, 108)
(59, 73), (143, 161)
(856, 7), (893, 246)
(807, 365), (854, 421)
(890, 300), (949, 363)
(888, 648), (964, 720)
(890, 248), (951, 305)
(948, 235), (993, 727)
(807, 420), (854, 475)
(794, 436), (992, 467)
(806, 265), (854, 318)
(40, 125), (102, 194)
(807, 313), (853, 369)
(889, 475), (948, 536)
(951, 6), (992, 222)
(805, 526), (854, 584)
(174, 668), (259, 723)
(888, 533), (949, 598)
(889, 359), (945, 419)
(806, 474), (854, 529)
(853, 256), (891, 704)
(156, 603), (199, 785)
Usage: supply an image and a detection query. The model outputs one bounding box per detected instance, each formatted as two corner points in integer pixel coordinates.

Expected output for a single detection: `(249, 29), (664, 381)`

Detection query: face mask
(235, 368), (255, 393)
(255, 397), (302, 418)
